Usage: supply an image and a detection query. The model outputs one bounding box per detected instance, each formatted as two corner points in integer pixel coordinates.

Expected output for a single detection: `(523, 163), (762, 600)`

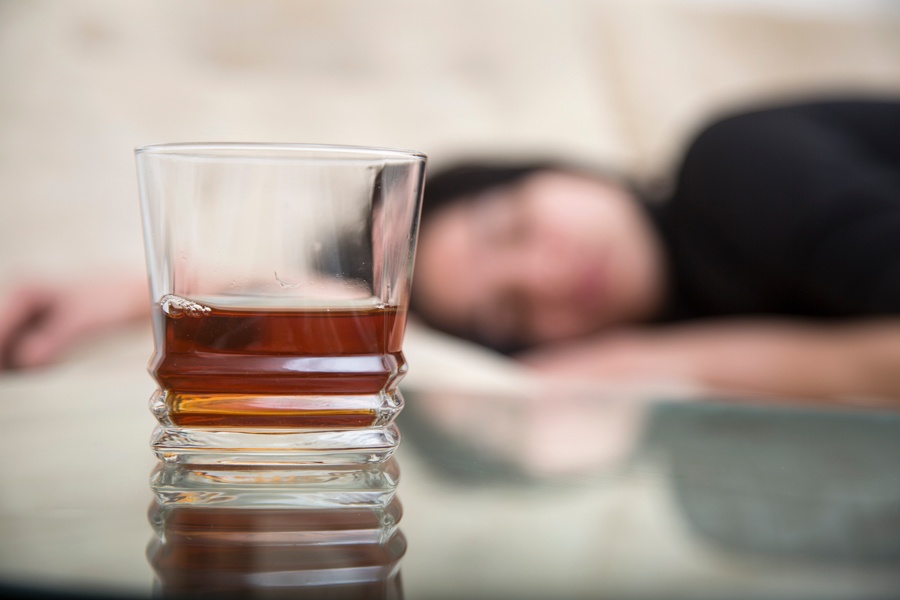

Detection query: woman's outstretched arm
(0, 272), (150, 370)
(519, 319), (900, 401)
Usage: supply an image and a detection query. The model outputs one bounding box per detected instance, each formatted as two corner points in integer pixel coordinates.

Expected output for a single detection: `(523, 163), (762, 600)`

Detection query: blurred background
(1, 0), (899, 374)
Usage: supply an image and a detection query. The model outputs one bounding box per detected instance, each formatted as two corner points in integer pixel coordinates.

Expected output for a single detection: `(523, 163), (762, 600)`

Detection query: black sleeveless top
(648, 99), (900, 322)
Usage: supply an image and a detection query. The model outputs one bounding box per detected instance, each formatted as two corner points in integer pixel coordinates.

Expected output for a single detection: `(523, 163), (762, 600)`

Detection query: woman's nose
(511, 245), (571, 303)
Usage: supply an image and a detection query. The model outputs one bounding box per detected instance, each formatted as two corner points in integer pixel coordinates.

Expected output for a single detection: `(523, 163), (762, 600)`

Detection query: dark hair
(411, 161), (561, 354)
(419, 161), (563, 222)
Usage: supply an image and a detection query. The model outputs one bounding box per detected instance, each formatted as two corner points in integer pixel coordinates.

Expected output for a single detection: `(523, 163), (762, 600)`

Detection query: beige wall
(1, 0), (898, 280)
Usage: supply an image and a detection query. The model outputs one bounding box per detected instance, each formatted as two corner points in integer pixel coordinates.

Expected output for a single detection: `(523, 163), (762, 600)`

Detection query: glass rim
(134, 142), (427, 163)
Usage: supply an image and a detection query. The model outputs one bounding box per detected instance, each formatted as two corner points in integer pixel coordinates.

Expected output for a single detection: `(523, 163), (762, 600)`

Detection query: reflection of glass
(147, 459), (404, 598)
(135, 144), (426, 465)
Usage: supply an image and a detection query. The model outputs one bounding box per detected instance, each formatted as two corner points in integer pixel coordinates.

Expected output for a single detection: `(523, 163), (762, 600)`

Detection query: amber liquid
(151, 304), (406, 429)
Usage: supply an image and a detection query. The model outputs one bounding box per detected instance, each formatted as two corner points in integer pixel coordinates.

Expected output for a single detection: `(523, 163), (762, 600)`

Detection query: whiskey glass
(136, 143), (426, 465)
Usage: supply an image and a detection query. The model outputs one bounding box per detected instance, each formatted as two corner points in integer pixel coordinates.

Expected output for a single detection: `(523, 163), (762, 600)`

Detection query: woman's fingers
(0, 285), (57, 369)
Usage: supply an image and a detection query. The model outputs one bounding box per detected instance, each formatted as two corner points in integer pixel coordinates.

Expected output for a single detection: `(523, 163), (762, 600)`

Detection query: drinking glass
(136, 143), (426, 465)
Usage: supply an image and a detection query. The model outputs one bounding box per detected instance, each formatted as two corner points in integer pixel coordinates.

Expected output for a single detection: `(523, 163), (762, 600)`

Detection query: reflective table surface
(1, 337), (899, 600)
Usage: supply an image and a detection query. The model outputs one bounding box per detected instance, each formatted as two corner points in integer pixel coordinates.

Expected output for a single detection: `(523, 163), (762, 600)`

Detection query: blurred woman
(412, 99), (900, 398)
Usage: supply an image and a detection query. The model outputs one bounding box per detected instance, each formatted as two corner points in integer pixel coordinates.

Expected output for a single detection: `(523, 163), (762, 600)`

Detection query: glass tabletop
(1, 353), (899, 600)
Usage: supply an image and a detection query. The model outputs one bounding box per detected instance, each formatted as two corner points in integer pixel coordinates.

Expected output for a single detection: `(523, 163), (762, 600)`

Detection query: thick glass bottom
(149, 387), (403, 466)
(150, 423), (400, 466)
(150, 457), (401, 507)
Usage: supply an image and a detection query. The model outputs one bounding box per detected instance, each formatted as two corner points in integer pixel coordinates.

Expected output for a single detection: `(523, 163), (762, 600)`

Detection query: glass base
(150, 457), (401, 507)
(150, 423), (400, 466)
(149, 387), (403, 466)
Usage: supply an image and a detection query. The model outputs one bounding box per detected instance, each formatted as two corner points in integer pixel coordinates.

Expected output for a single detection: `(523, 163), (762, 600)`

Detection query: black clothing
(652, 100), (900, 322)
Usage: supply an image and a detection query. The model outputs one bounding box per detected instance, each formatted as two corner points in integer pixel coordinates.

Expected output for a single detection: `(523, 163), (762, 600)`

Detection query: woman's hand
(0, 273), (149, 370)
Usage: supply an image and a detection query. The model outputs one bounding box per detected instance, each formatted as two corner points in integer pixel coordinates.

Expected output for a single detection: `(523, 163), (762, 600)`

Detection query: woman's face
(413, 170), (666, 348)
